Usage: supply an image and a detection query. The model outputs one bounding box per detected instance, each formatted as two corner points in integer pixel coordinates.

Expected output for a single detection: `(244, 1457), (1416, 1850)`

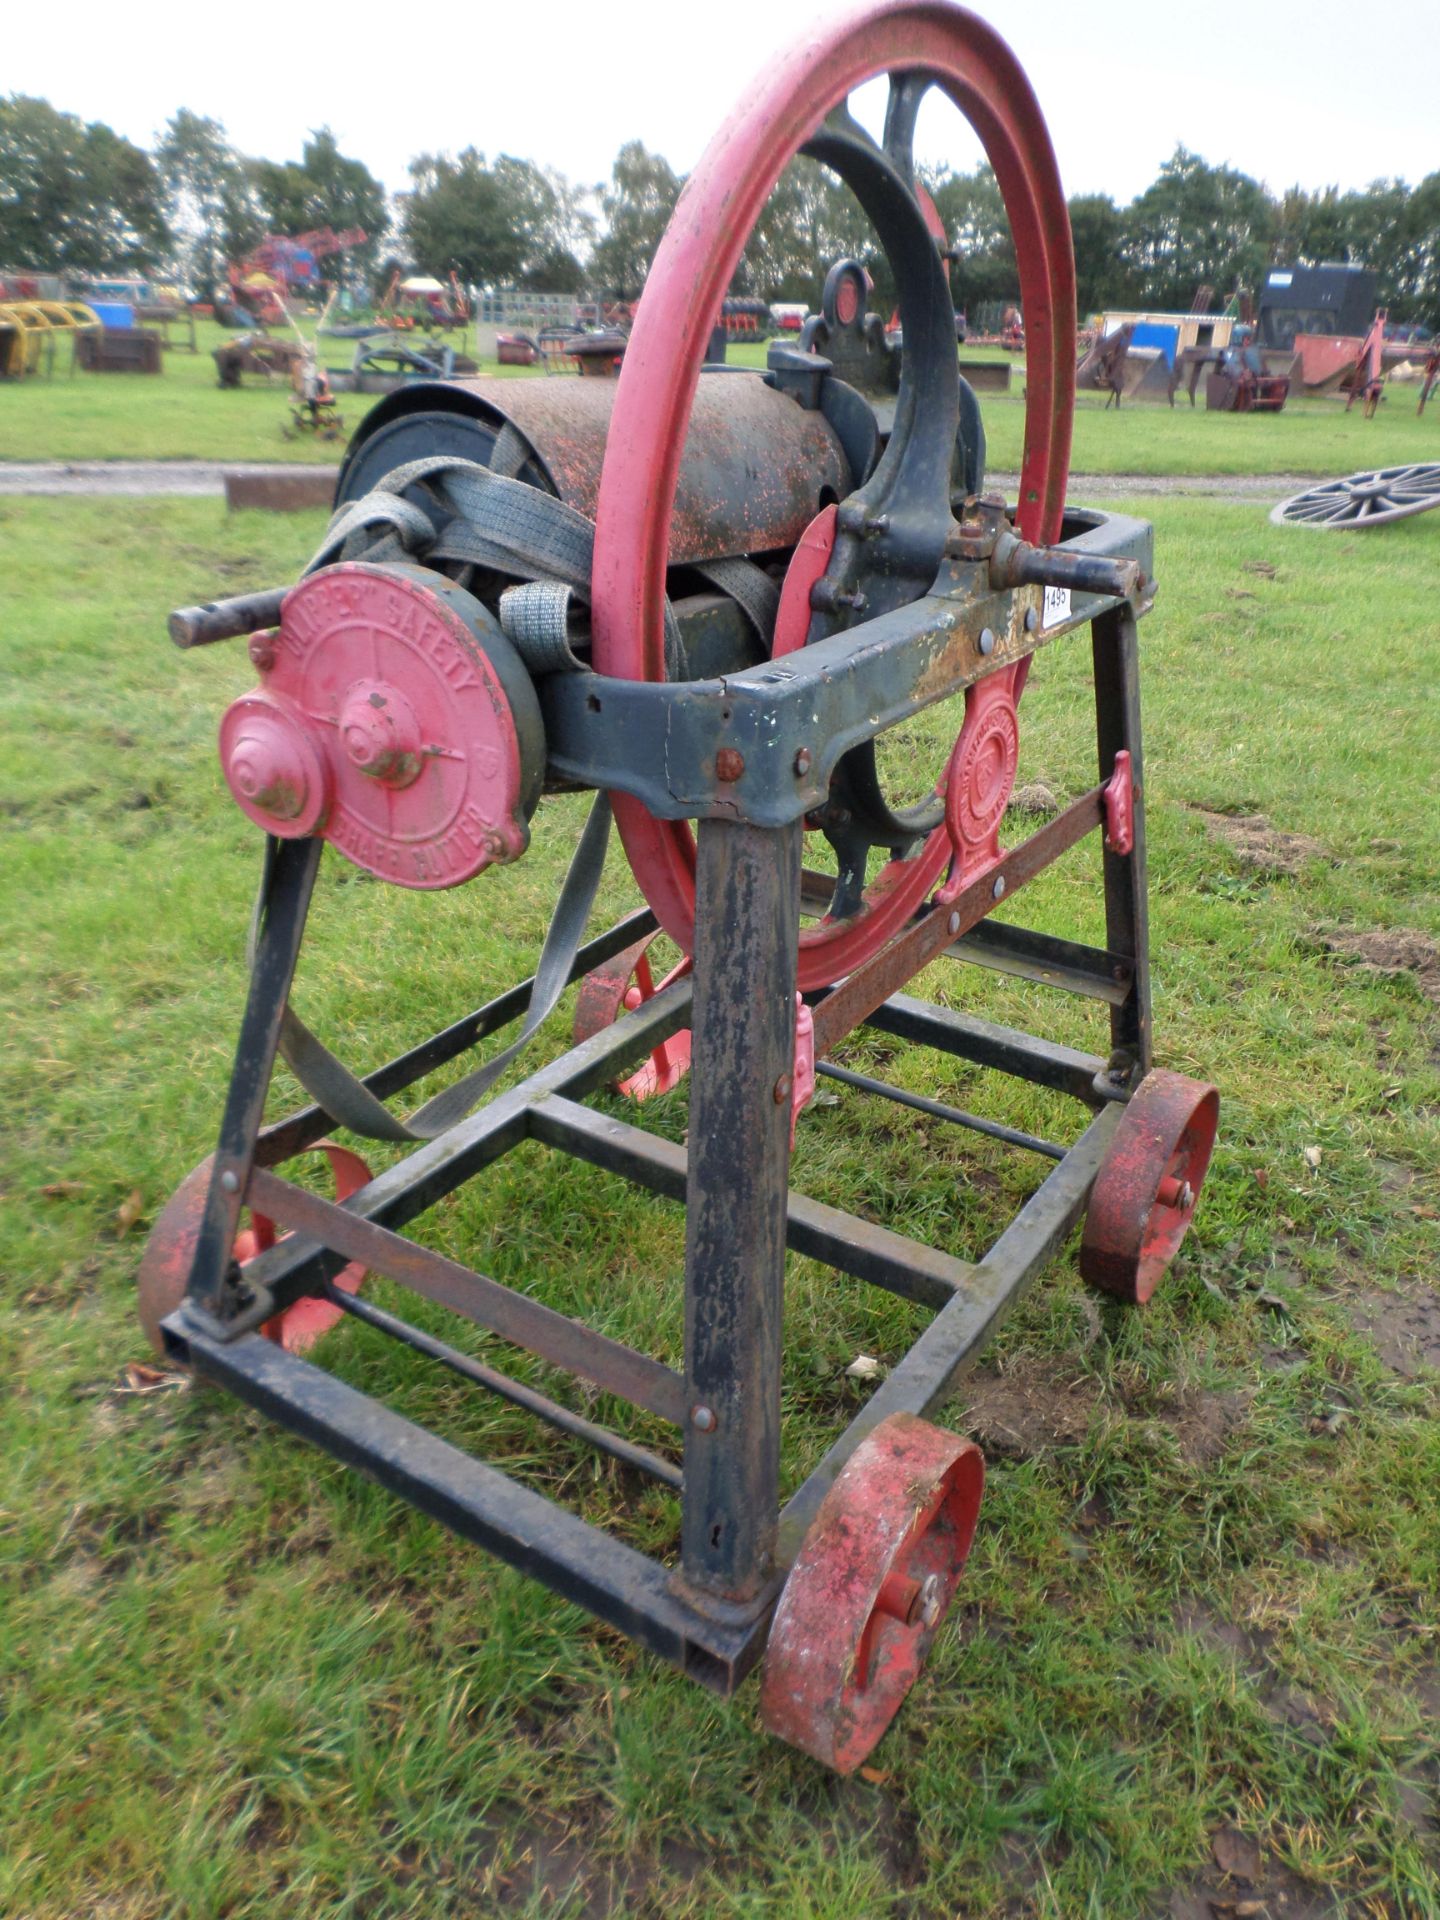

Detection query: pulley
(218, 562), (544, 888)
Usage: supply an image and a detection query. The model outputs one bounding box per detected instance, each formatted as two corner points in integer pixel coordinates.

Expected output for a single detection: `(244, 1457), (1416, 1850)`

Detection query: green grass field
(2, 466), (1438, 1918)
(5, 320), (1440, 477)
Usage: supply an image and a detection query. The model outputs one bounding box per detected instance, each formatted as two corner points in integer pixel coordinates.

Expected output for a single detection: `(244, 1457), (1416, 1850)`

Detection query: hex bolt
(773, 1072), (793, 1105)
(992, 874), (1006, 899)
(248, 637), (276, 671)
(874, 1568), (944, 1629)
(691, 1405), (717, 1432)
(916, 1572), (944, 1629)
(978, 627), (996, 656)
(793, 747), (812, 776)
(219, 1169), (240, 1194)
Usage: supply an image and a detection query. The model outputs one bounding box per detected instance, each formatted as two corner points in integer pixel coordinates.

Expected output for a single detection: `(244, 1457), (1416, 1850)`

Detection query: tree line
(2, 93), (1437, 325)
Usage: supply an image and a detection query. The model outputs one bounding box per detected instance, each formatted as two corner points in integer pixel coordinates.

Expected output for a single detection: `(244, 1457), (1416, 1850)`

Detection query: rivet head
(793, 747), (812, 776)
(219, 1169), (240, 1194)
(716, 747), (745, 784)
(773, 1073), (792, 1105)
(1024, 607), (1039, 634)
(992, 874), (1006, 899)
(248, 636), (276, 670)
(948, 911), (961, 936)
(691, 1405), (717, 1432)
(978, 627), (996, 656)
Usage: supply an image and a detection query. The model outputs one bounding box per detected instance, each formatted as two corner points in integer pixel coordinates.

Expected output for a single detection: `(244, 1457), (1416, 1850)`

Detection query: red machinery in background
(227, 228), (367, 324)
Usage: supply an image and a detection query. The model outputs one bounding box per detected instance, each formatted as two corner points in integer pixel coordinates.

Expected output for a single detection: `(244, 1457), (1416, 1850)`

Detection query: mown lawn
(4, 319), (1440, 478)
(1, 486), (1437, 1919)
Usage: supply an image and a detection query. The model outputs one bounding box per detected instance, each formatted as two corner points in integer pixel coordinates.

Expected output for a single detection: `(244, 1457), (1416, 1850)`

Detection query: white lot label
(1042, 585), (1072, 630)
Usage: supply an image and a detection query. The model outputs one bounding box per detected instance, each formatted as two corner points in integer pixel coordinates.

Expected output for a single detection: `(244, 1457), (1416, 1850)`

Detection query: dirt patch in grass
(957, 1360), (1099, 1459)
(1162, 1850), (1341, 1919)
(957, 1363), (1247, 1465)
(1313, 927), (1440, 1006)
(1190, 807), (1330, 877)
(1346, 1282), (1440, 1378)
(470, 1806), (716, 1916)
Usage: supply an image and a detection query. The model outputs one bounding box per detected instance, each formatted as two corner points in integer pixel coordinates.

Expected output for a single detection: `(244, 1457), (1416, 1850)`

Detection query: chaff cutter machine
(142, 0), (1219, 1771)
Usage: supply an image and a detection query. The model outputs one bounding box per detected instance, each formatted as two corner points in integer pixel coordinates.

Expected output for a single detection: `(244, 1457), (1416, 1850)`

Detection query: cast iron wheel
(759, 1413), (985, 1773)
(591, 0), (1075, 991)
(1269, 464), (1440, 528)
(137, 1142), (373, 1357)
(1079, 1070), (1219, 1304)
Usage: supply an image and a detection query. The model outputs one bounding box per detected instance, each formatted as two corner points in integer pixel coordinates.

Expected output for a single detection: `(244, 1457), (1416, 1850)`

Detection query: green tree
(0, 95), (168, 273)
(927, 164), (1016, 311)
(155, 109), (262, 296)
(403, 149), (526, 286)
(1067, 192), (1129, 316)
(1331, 176), (1440, 322)
(490, 156), (593, 289)
(1122, 146), (1275, 310)
(590, 141), (682, 298)
(741, 155), (880, 306)
(252, 128), (386, 279)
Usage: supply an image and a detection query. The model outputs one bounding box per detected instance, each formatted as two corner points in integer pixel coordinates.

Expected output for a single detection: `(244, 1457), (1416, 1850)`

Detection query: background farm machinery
(142, 0), (1219, 1772)
(223, 227), (368, 325)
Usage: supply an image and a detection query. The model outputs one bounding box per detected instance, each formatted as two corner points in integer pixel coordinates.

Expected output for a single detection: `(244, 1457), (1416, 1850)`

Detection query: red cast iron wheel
(590, 0), (1075, 991)
(759, 1413), (985, 1773)
(136, 1143), (373, 1357)
(1080, 1070), (1220, 1304)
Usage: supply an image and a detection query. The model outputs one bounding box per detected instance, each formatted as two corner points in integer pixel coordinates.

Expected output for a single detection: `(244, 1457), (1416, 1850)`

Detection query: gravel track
(0, 460), (1313, 501)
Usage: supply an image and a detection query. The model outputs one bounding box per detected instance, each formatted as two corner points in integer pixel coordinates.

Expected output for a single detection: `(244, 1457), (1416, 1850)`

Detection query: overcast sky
(14, 0), (1440, 214)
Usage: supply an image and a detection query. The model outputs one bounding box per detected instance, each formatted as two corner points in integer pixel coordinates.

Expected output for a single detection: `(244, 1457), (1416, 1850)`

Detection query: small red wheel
(1080, 1070), (1219, 1304)
(571, 934), (692, 1100)
(137, 1142), (373, 1356)
(760, 1413), (984, 1773)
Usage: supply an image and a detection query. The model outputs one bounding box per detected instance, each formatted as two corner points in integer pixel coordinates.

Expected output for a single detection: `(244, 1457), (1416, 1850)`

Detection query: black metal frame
(163, 527), (1155, 1697)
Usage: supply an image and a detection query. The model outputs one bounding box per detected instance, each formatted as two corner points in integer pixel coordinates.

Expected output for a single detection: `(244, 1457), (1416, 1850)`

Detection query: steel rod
(530, 1093), (974, 1311)
(167, 1323), (768, 1690)
(168, 586), (290, 649)
(815, 1061), (1066, 1158)
(778, 1099), (1124, 1560)
(329, 1287), (684, 1489)
(865, 992), (1109, 1104)
(245, 1167), (688, 1425)
(944, 917), (1132, 1005)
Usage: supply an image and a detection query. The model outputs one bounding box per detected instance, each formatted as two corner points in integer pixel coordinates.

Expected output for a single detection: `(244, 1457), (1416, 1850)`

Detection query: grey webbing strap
(310, 454), (684, 676)
(251, 795), (614, 1144)
(488, 421), (531, 478)
(696, 556), (780, 649)
(497, 580), (588, 674)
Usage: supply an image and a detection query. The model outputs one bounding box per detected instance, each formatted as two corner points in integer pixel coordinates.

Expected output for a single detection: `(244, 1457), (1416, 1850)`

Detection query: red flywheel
(591, 0), (1075, 991)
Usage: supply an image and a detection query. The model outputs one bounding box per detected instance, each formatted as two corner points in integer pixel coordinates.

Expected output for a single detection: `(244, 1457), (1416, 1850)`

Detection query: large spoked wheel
(760, 1413), (985, 1772)
(1270, 464), (1440, 529)
(1080, 1071), (1219, 1305)
(591, 0), (1075, 992)
(137, 1143), (373, 1357)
